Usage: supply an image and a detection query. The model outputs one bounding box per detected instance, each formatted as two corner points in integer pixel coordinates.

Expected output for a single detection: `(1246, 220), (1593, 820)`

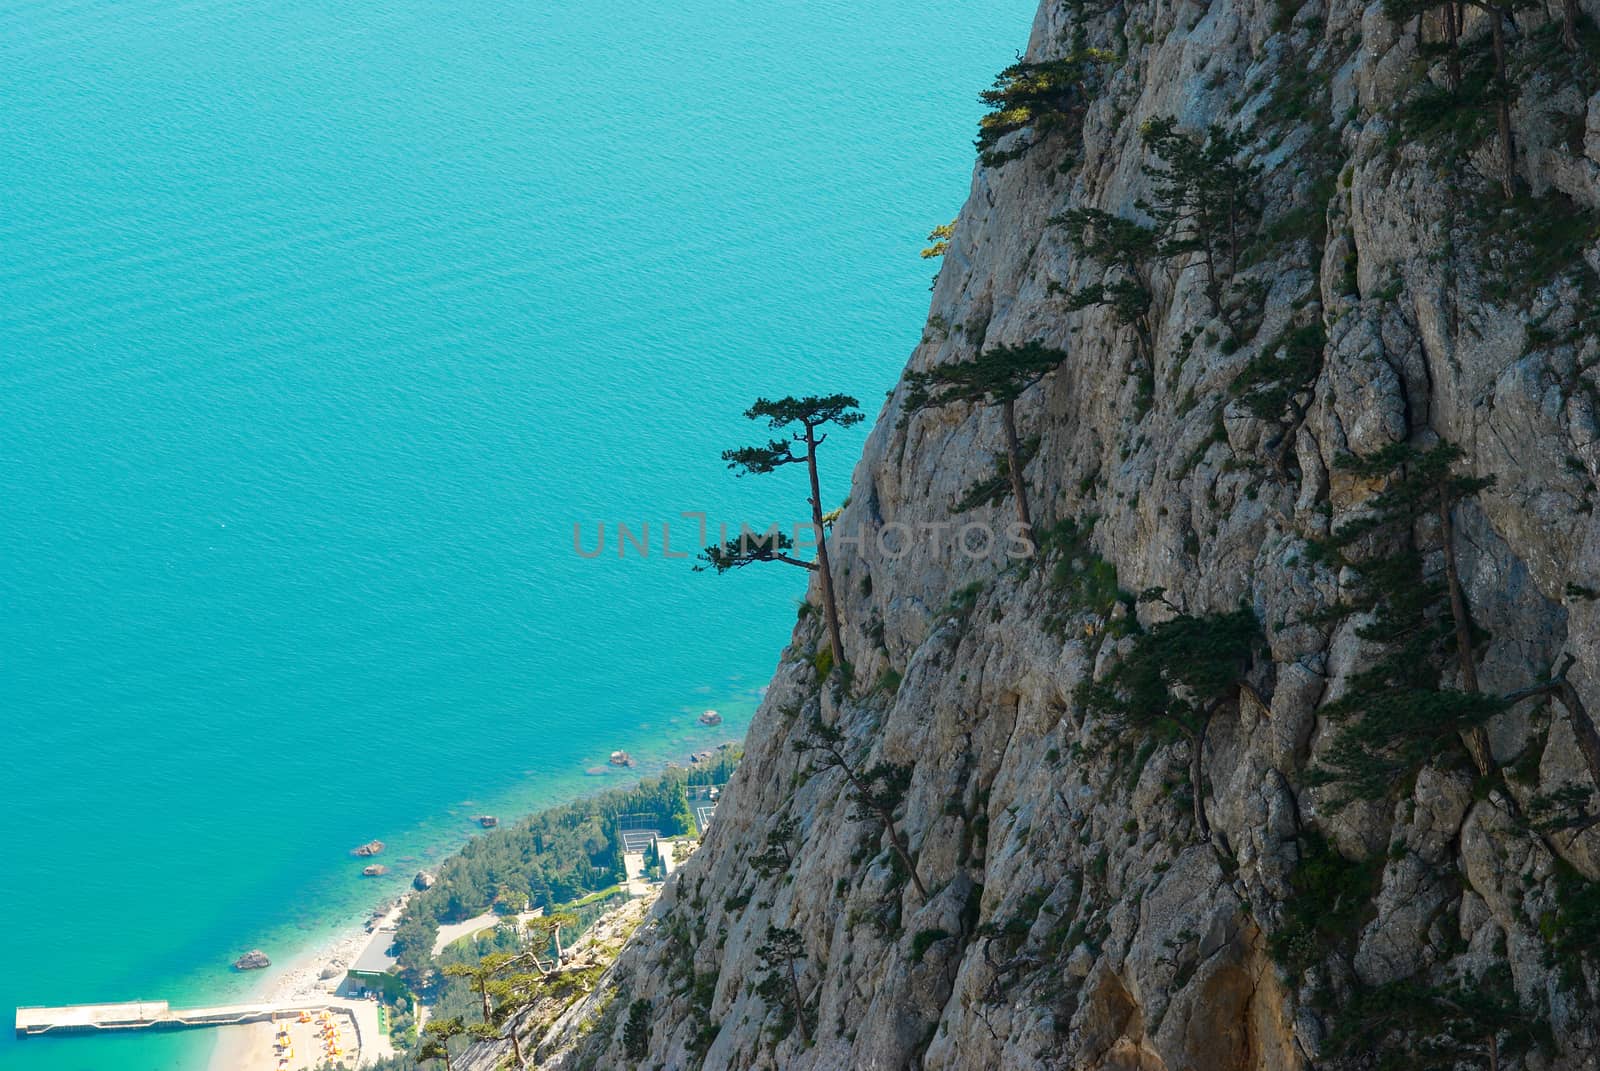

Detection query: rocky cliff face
(468, 0), (1600, 1066)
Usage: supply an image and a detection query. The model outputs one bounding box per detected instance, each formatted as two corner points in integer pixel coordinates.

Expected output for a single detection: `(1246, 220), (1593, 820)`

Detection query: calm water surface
(0, 1), (1034, 1066)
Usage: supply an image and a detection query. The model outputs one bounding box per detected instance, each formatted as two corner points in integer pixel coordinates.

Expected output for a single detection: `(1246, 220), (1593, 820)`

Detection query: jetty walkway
(17, 998), (338, 1037)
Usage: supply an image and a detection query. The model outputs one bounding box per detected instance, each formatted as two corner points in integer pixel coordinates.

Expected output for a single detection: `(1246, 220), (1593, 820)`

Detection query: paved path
(432, 909), (542, 956)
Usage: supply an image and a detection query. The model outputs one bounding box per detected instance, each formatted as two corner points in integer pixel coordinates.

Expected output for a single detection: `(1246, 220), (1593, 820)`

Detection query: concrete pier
(15, 999), (330, 1037)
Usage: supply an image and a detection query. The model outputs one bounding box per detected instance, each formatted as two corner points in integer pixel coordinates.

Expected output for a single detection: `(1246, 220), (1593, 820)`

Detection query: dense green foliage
(623, 997), (653, 1058)
(754, 925), (814, 1043)
(1052, 208), (1158, 357)
(1083, 604), (1260, 838)
(902, 342), (1070, 411)
(1324, 966), (1545, 1069)
(392, 755), (736, 979)
(1083, 605), (1261, 738)
(1230, 320), (1325, 424)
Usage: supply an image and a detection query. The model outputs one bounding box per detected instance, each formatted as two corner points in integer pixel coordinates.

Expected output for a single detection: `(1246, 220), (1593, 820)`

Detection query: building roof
(350, 931), (398, 976)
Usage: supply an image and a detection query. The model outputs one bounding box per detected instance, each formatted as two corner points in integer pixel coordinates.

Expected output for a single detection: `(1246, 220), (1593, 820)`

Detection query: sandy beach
(206, 896), (408, 1071)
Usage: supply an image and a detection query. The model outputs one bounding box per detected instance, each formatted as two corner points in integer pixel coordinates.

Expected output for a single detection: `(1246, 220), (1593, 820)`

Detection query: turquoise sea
(0, 1), (1032, 1067)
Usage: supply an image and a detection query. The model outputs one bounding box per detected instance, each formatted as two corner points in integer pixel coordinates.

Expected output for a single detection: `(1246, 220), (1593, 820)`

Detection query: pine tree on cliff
(419, 1016), (466, 1070)
(920, 221), (955, 259)
(975, 49), (1116, 168)
(901, 342), (1070, 554)
(480, 971), (542, 1067)
(1138, 117), (1261, 309)
(1052, 208), (1159, 361)
(795, 714), (928, 898)
(1083, 604), (1261, 841)
(1307, 442), (1503, 798)
(754, 926), (813, 1045)
(445, 952), (518, 1024)
(702, 395), (863, 678)
(1380, 0), (1539, 197)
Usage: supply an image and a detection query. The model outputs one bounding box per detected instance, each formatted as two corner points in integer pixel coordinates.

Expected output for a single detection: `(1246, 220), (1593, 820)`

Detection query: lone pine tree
(755, 926), (813, 1045)
(419, 1016), (467, 1071)
(444, 951), (518, 1024)
(706, 395), (863, 678)
(749, 815), (799, 877)
(902, 342), (1070, 553)
(795, 714), (928, 899)
(480, 970), (543, 1067)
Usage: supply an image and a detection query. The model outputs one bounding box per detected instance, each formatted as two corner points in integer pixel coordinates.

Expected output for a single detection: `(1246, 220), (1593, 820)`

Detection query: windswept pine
(705, 395), (864, 680)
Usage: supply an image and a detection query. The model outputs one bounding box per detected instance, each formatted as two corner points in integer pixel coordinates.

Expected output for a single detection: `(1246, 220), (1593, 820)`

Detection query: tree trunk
(480, 982), (493, 1025)
(804, 425), (846, 677)
(510, 1019), (526, 1067)
(825, 743), (929, 899)
(1000, 398), (1035, 554)
(1188, 720), (1212, 842)
(1562, 0), (1579, 51)
(1490, 6), (1516, 199)
(1446, 1), (1462, 91)
(1438, 489), (1495, 777)
(1505, 656), (1600, 795)
(1226, 186), (1239, 284)
(1202, 242), (1219, 309)
(787, 955), (811, 1045)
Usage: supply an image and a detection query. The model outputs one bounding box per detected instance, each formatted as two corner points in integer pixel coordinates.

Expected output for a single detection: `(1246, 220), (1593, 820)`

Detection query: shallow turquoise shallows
(0, 1), (1033, 1066)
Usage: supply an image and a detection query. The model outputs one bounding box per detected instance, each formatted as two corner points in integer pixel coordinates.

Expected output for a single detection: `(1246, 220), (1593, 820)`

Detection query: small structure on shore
(475, 814), (499, 828)
(698, 709), (722, 726)
(361, 864), (388, 877)
(232, 950), (270, 971)
(350, 839), (384, 857)
(609, 750), (634, 767)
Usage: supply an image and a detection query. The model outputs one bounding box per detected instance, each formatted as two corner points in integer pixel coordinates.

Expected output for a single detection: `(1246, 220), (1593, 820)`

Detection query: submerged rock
(362, 864), (388, 877)
(232, 950), (270, 971)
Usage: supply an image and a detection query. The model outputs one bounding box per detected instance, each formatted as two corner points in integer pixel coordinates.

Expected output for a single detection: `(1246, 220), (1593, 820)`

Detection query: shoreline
(206, 896), (406, 1071)
(204, 732), (743, 1070)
